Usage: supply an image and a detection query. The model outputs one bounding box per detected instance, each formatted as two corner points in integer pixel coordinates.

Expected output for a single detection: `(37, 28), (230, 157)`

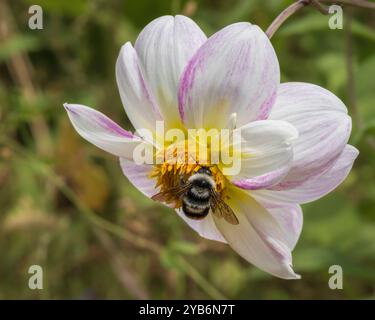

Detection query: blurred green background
(0, 0), (374, 299)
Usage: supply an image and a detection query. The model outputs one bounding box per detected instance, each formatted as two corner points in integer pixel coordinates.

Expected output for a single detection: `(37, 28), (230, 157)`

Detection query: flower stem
(265, 1), (310, 39)
(311, 0), (329, 14)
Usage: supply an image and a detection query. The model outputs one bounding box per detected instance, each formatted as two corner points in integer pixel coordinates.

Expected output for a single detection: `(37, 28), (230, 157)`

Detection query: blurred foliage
(0, 0), (375, 299)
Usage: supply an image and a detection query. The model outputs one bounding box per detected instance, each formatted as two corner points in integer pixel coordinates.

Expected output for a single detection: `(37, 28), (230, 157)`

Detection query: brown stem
(265, 1), (310, 39)
(311, 0), (330, 14)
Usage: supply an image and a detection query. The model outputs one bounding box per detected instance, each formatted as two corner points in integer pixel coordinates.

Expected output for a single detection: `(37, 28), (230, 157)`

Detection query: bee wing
(209, 191), (221, 218)
(210, 190), (239, 225)
(150, 191), (170, 203)
(151, 182), (192, 203)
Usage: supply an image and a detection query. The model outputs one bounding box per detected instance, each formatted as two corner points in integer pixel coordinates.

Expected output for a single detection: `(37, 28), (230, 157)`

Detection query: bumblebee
(152, 166), (239, 225)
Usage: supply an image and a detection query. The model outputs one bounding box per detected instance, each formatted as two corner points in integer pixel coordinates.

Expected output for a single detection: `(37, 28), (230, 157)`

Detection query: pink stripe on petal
(252, 144), (358, 204)
(271, 205), (303, 250)
(64, 103), (143, 160)
(116, 42), (162, 132)
(135, 15), (207, 127)
(232, 165), (290, 190)
(269, 82), (352, 188)
(178, 22), (280, 129)
(256, 90), (277, 120)
(64, 103), (133, 138)
(271, 152), (340, 190)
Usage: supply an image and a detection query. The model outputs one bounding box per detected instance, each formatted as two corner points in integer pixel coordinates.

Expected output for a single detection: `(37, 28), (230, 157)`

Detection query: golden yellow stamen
(149, 140), (229, 208)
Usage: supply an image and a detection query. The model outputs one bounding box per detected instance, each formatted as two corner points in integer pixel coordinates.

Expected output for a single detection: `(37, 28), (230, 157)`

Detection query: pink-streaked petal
(214, 189), (300, 279)
(252, 145), (358, 204)
(119, 158), (157, 197)
(116, 42), (162, 132)
(260, 202), (303, 250)
(64, 103), (144, 159)
(269, 82), (352, 189)
(119, 158), (226, 242)
(232, 166), (291, 191)
(178, 22), (279, 129)
(230, 120), (298, 186)
(135, 15), (207, 127)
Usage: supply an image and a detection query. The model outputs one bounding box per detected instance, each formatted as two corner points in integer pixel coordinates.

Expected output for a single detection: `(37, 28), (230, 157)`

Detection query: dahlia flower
(64, 15), (358, 279)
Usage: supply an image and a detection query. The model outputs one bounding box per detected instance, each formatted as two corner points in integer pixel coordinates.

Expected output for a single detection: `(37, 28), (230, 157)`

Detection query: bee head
(197, 166), (212, 176)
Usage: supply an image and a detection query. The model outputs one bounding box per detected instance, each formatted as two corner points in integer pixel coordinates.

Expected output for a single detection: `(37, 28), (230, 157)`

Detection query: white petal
(252, 144), (358, 204)
(214, 189), (300, 279)
(232, 166), (291, 191)
(230, 120), (298, 188)
(176, 209), (227, 243)
(64, 103), (144, 159)
(135, 15), (207, 127)
(178, 22), (279, 129)
(116, 42), (162, 132)
(269, 82), (352, 188)
(119, 158), (157, 197)
(261, 202), (303, 250)
(119, 158), (226, 242)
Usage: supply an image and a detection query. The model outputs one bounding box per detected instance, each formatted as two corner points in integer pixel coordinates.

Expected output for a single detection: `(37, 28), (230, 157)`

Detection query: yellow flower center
(149, 139), (229, 208)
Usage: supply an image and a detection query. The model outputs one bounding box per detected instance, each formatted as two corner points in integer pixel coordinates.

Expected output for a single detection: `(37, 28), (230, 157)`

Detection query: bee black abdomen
(182, 170), (215, 220)
(182, 201), (210, 220)
(182, 188), (211, 220)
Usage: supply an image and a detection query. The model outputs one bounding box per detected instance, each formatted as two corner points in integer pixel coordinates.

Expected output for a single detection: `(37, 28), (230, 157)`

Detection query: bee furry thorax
(151, 165), (239, 225)
(149, 163), (226, 206)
